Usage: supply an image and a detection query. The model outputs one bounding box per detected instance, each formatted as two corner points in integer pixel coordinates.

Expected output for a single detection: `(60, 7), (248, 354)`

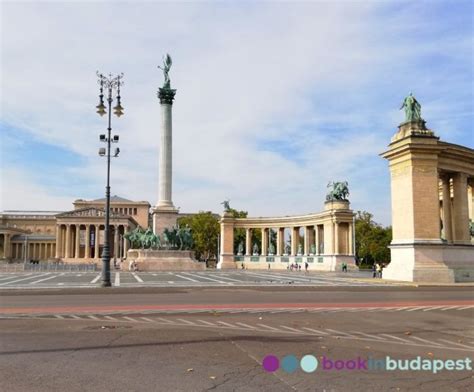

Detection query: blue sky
(1, 0), (473, 225)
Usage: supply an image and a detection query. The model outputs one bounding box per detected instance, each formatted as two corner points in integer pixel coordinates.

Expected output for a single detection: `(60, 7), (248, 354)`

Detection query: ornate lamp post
(96, 72), (124, 287)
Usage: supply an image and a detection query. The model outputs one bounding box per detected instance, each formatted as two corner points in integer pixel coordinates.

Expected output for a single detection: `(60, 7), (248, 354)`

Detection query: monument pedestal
(152, 207), (179, 236)
(124, 249), (205, 271)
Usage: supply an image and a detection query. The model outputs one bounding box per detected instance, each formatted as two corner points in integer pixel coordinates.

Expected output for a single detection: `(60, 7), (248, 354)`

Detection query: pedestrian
(372, 263), (377, 278)
(268, 263), (271, 270)
(298, 264), (301, 271)
(305, 261), (309, 272)
(376, 262), (382, 278)
(342, 262), (347, 272)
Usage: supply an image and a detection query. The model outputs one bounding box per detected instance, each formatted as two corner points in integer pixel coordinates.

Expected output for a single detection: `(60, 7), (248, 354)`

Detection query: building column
(452, 172), (470, 244)
(245, 228), (251, 256)
(334, 221), (339, 255)
(4, 234), (11, 259)
(304, 226), (310, 255)
(291, 227), (299, 256)
(64, 225), (71, 258)
(348, 220), (354, 256)
(95, 225), (100, 259)
(261, 228), (268, 256)
(441, 175), (453, 242)
(276, 228), (284, 256)
(55, 225), (61, 258)
(75, 225), (80, 258)
(114, 225), (119, 258)
(85, 225), (91, 258)
(123, 226), (129, 257)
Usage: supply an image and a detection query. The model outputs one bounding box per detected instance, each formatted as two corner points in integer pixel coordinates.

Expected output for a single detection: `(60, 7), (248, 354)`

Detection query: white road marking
(380, 334), (413, 343)
(132, 273), (143, 283)
(182, 273), (232, 284)
(324, 328), (355, 338)
(156, 317), (174, 324)
(71, 315), (82, 320)
(140, 317), (155, 323)
(256, 324), (280, 331)
(217, 321), (236, 328)
(88, 315), (99, 320)
(54, 315), (64, 319)
(197, 320), (217, 326)
(437, 339), (474, 349)
(350, 331), (386, 340)
(122, 316), (139, 322)
(235, 322), (255, 329)
(104, 316), (119, 321)
(302, 327), (329, 335)
(422, 306), (446, 311)
(0, 273), (50, 286)
(177, 319), (197, 325)
(279, 325), (303, 333)
(90, 274), (101, 284)
(409, 336), (444, 346)
(173, 274), (199, 282)
(114, 272), (120, 286)
(30, 273), (64, 284)
(0, 275), (21, 281)
(168, 281), (174, 284)
(440, 306), (461, 311)
(456, 305), (474, 310)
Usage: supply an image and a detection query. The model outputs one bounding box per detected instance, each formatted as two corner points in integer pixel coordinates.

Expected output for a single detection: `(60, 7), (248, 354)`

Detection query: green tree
(355, 210), (392, 266)
(227, 208), (248, 253)
(178, 212), (219, 264)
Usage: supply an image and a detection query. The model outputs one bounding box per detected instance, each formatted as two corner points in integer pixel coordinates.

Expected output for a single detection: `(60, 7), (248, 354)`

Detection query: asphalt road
(1, 286), (473, 391)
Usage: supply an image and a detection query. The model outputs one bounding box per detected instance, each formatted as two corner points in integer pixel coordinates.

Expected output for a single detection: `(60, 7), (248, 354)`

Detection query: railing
(1, 262), (97, 272)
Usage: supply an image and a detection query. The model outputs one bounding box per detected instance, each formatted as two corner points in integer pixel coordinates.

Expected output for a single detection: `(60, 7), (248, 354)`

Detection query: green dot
(300, 355), (318, 373)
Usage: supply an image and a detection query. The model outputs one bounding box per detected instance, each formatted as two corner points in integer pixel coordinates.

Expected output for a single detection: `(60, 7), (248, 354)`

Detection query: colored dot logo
(262, 355), (279, 372)
(262, 354), (319, 373)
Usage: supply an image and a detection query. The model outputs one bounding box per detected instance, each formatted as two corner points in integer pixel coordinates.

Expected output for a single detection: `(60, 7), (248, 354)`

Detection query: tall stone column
(124, 226), (129, 257)
(85, 225), (91, 259)
(65, 225), (71, 258)
(55, 225), (61, 258)
(261, 228), (268, 256)
(304, 226), (311, 255)
(114, 225), (119, 258)
(245, 228), (252, 256)
(276, 228), (284, 256)
(452, 172), (470, 244)
(291, 227), (299, 256)
(441, 175), (453, 242)
(334, 222), (339, 255)
(219, 212), (236, 269)
(75, 225), (80, 258)
(95, 225), (100, 259)
(152, 86), (179, 235)
(314, 225), (320, 255)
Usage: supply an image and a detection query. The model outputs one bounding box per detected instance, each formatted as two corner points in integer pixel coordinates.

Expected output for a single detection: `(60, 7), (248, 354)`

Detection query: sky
(1, 0), (473, 226)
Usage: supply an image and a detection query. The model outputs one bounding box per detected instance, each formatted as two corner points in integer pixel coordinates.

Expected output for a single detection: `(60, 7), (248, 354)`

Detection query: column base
(383, 242), (474, 283)
(217, 254), (238, 269)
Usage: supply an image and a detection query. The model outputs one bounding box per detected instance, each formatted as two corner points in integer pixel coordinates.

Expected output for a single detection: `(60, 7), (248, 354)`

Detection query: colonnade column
(245, 228), (251, 256)
(348, 220), (354, 256)
(123, 226), (129, 257)
(291, 227), (299, 256)
(95, 225), (100, 259)
(276, 228), (284, 256)
(452, 172), (470, 244)
(65, 224), (71, 258)
(334, 221), (339, 255)
(304, 226), (310, 255)
(261, 228), (268, 256)
(74, 225), (80, 258)
(55, 225), (61, 258)
(85, 225), (91, 258)
(441, 175), (453, 242)
(114, 225), (119, 258)
(314, 226), (319, 255)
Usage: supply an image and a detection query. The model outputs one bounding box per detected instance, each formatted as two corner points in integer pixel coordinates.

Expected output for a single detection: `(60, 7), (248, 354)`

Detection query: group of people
(372, 262), (383, 278)
(288, 262), (309, 272)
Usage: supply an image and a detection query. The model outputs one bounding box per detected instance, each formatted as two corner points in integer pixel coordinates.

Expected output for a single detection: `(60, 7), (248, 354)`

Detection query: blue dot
(300, 355), (318, 373)
(281, 355), (298, 373)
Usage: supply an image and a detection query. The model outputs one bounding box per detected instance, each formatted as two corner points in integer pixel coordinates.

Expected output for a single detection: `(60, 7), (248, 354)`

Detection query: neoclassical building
(0, 196), (150, 263)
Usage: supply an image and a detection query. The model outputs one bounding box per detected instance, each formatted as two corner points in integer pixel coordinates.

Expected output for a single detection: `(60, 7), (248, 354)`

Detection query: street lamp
(96, 71), (124, 287)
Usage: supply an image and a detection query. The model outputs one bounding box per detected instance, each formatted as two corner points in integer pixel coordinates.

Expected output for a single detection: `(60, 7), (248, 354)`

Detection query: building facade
(0, 196), (149, 263)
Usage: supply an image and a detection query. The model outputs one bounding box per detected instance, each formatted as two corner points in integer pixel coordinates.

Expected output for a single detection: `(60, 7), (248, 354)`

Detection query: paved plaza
(0, 270), (403, 289)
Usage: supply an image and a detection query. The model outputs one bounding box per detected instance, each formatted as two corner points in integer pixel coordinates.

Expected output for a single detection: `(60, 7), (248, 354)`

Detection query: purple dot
(263, 355), (279, 372)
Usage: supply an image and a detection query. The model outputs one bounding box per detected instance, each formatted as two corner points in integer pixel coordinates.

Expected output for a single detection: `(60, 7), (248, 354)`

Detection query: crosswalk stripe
(197, 320), (216, 326)
(301, 327), (329, 335)
(90, 274), (101, 284)
(351, 331), (385, 340)
(235, 322), (255, 329)
(257, 324), (280, 331)
(122, 316), (139, 322)
(140, 317), (155, 322)
(279, 325), (303, 333)
(379, 334), (413, 343)
(114, 272), (120, 286)
(324, 328), (355, 338)
(0, 273), (50, 286)
(30, 273), (64, 284)
(437, 339), (474, 349)
(409, 336), (444, 346)
(173, 274), (199, 282)
(177, 319), (197, 325)
(131, 273), (143, 283)
(217, 321), (236, 328)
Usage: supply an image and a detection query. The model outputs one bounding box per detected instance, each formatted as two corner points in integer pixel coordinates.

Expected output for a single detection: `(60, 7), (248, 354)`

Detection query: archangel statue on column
(158, 53), (172, 89)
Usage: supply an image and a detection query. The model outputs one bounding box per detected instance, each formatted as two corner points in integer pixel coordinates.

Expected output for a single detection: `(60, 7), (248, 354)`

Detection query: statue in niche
(268, 243), (275, 256)
(252, 243), (259, 256)
(400, 92), (422, 122)
(237, 242), (244, 256)
(284, 244), (291, 255)
(297, 244), (303, 255)
(310, 244), (316, 255)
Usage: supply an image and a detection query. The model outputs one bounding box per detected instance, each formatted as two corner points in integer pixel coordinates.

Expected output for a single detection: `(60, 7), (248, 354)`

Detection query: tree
(226, 208), (248, 253)
(178, 212), (219, 264)
(355, 210), (392, 266)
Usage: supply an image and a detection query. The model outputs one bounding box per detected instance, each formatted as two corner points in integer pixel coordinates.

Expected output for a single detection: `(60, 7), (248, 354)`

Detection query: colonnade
(55, 223), (130, 259)
(440, 173), (472, 244)
(9, 241), (56, 261)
